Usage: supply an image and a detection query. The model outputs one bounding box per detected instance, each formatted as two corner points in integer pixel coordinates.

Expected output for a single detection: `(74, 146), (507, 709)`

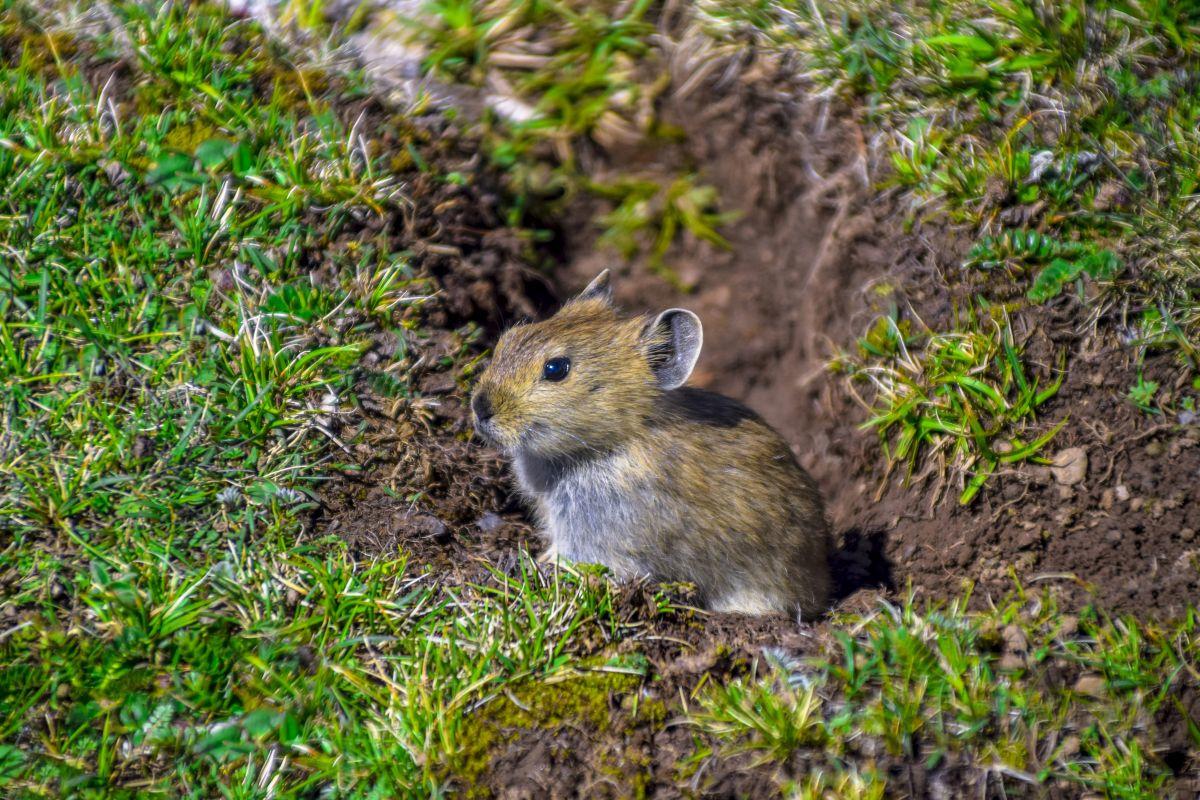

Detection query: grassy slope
(0, 1), (1197, 797)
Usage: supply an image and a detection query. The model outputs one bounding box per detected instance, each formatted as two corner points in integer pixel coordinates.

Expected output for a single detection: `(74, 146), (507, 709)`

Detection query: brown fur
(471, 273), (831, 617)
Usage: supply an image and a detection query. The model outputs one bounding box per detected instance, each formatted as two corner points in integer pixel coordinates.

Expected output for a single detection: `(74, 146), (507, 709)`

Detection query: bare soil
(312, 42), (1199, 800)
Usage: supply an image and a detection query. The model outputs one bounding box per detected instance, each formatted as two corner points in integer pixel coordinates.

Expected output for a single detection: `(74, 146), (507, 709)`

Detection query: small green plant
(1128, 375), (1160, 413)
(966, 229), (1123, 302)
(840, 312), (1065, 503)
(591, 174), (735, 286)
(693, 670), (826, 759)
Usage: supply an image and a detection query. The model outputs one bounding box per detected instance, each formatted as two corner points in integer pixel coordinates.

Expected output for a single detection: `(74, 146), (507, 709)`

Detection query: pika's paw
(708, 588), (780, 616)
(537, 544), (562, 565)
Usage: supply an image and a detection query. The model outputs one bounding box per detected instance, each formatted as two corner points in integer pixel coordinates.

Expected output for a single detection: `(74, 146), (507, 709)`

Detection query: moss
(445, 667), (667, 798)
(161, 120), (220, 154)
(0, 13), (82, 75)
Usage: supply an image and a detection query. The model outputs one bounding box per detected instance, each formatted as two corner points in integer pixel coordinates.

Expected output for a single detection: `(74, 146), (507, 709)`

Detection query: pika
(471, 270), (831, 617)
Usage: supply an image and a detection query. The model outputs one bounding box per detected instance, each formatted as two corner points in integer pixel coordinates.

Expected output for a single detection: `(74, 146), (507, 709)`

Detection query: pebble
(1114, 484), (1130, 502)
(1001, 624), (1028, 661)
(1073, 673), (1106, 697)
(1050, 447), (1087, 485)
(998, 652), (1026, 672)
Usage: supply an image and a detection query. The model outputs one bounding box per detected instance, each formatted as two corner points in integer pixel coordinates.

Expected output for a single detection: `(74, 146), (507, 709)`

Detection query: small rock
(1180, 528), (1196, 543)
(1073, 673), (1106, 697)
(1050, 447), (1087, 485)
(1002, 624), (1028, 649)
(1000, 624), (1028, 670)
(1114, 484), (1130, 502)
(1129, 497), (1145, 512)
(1026, 149), (1056, 183)
(1099, 489), (1114, 510)
(1105, 529), (1122, 544)
(1144, 441), (1165, 457)
(1015, 529), (1040, 550)
(408, 514), (448, 539)
(669, 649), (718, 676)
(1059, 734), (1081, 758)
(1059, 615), (1079, 636)
(998, 653), (1026, 672)
(476, 512), (505, 533)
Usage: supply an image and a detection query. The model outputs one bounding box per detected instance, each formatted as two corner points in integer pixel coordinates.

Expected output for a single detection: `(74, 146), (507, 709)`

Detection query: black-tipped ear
(576, 269), (612, 305)
(642, 308), (702, 390)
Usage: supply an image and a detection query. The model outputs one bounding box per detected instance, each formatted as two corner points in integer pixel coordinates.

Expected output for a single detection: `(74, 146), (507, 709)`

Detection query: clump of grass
(689, 590), (1197, 796)
(590, 173), (735, 287)
(838, 311), (1064, 503)
(692, 668), (826, 760)
(966, 229), (1123, 303)
(408, 0), (658, 150)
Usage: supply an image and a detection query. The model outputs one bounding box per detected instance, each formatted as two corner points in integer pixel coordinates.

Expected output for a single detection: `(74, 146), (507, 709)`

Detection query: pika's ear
(575, 269), (612, 305)
(641, 309), (702, 389)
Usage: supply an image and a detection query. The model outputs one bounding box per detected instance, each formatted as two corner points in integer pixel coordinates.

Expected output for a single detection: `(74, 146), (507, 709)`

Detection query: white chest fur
(513, 449), (650, 576)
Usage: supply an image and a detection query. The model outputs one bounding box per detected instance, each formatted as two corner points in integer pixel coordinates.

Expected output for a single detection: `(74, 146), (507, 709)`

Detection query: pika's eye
(542, 356), (571, 382)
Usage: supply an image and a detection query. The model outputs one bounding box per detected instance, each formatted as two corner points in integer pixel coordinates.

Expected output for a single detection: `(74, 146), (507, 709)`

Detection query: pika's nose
(471, 391), (494, 423)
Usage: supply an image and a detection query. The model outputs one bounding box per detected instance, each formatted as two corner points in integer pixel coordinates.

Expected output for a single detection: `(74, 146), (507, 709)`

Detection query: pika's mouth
(473, 415), (499, 443)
